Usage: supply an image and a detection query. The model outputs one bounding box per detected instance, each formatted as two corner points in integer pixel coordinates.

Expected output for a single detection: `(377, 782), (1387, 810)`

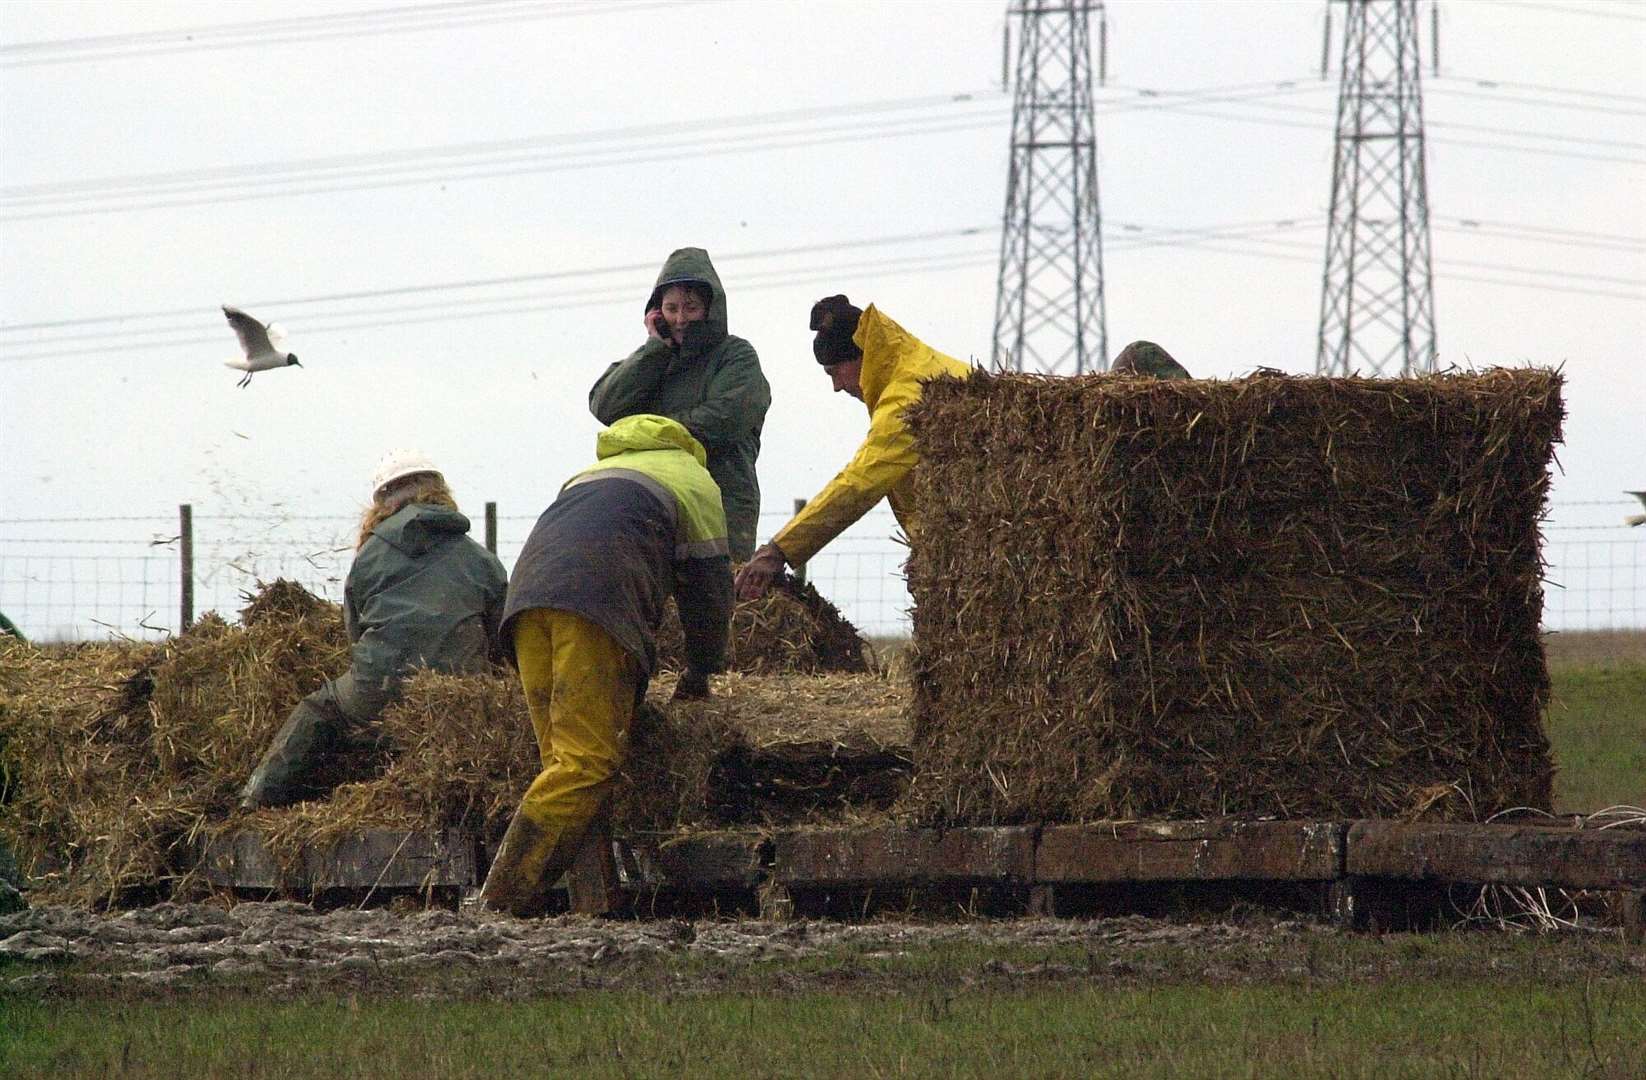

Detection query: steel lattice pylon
(992, 0), (1107, 375)
(1317, 0), (1438, 377)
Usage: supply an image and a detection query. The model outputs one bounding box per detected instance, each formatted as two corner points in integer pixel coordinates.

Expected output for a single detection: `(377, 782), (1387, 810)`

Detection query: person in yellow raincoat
(734, 296), (971, 601)
(480, 414), (731, 917)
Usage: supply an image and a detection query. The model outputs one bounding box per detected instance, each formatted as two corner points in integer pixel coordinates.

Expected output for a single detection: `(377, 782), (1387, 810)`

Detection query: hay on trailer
(235, 669), (912, 868)
(0, 581), (351, 905)
(3, 570), (904, 904)
(655, 575), (871, 675)
(623, 671), (910, 831)
(902, 368), (1563, 825)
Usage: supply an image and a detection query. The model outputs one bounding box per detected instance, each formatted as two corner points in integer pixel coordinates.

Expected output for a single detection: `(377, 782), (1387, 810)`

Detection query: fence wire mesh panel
(1542, 500), (1646, 632)
(1, 502), (1639, 642)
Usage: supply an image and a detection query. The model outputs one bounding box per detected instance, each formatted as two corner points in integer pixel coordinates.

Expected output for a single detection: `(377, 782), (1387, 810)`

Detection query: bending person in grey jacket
(589, 247), (770, 561)
(240, 450), (509, 810)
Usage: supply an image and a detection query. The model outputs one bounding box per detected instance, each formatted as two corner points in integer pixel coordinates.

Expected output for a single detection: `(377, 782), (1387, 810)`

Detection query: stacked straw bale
(903, 369), (1563, 825)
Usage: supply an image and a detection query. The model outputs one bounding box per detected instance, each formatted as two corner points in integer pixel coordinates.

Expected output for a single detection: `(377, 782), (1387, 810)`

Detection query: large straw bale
(903, 369), (1562, 824)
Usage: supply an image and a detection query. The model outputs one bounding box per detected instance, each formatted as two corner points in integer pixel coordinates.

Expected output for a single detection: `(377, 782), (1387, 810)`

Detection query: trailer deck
(198, 816), (1646, 935)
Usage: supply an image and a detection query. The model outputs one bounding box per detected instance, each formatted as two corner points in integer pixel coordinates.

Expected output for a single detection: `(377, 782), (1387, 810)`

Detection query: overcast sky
(1, 0), (1641, 637)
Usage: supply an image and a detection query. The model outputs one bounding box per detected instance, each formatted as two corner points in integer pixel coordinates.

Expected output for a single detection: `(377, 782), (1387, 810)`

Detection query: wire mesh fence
(1, 501), (1641, 643)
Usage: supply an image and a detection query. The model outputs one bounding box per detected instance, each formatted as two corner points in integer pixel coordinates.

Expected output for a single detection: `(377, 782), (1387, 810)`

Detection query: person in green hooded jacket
(589, 247), (771, 561)
(240, 450), (508, 810)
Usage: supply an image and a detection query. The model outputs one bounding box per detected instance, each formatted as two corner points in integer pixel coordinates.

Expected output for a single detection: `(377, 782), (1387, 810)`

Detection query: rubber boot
(239, 697), (345, 810)
(478, 809), (590, 918)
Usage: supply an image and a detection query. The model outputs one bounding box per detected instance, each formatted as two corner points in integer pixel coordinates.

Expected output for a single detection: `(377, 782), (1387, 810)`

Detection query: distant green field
(1547, 664), (1646, 814)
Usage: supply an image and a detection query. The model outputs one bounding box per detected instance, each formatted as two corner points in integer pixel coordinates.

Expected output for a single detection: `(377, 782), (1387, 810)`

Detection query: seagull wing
(1627, 491), (1646, 509)
(265, 322), (289, 352)
(223, 305), (274, 357)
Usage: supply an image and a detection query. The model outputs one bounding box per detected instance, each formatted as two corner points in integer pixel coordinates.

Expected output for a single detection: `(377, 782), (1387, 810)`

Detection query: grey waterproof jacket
(588, 248), (770, 560)
(503, 415), (732, 680)
(343, 503), (509, 708)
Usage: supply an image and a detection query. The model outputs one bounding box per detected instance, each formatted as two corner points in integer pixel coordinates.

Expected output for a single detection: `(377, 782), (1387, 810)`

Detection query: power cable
(1433, 75), (1646, 106)
(0, 110), (1015, 223)
(2, 91), (1003, 200)
(0, 224), (996, 333)
(0, 1), (699, 69)
(1485, 0), (1646, 22)
(4, 215), (1632, 341)
(8, 76), (1637, 223)
(4, 219), (1637, 364)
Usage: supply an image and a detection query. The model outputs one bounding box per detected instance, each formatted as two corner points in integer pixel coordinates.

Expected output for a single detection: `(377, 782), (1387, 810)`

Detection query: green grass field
(4, 935), (1644, 1078)
(4, 983), (1643, 1079)
(1548, 664), (1646, 813)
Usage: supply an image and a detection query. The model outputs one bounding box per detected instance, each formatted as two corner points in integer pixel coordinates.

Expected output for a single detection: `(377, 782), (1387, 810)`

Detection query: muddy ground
(3, 902), (1642, 1001)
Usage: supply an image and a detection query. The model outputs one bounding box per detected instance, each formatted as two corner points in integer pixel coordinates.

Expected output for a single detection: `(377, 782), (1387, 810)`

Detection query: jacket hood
(596, 413), (709, 468)
(646, 247), (728, 355)
(371, 502), (473, 556)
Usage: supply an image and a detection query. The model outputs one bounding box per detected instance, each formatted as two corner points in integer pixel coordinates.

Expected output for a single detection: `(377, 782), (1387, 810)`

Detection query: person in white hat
(240, 450), (509, 809)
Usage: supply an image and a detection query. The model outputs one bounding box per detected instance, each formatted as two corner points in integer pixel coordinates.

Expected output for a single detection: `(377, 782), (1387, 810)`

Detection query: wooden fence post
(791, 498), (807, 583)
(484, 501), (498, 554)
(179, 504), (194, 631)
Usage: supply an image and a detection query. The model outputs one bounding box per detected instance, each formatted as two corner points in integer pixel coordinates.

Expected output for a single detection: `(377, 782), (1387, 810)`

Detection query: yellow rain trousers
(771, 305), (971, 565)
(478, 607), (639, 917)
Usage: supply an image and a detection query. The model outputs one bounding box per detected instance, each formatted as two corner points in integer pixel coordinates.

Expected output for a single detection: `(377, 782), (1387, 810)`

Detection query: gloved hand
(734, 542), (787, 602)
(672, 669), (711, 701)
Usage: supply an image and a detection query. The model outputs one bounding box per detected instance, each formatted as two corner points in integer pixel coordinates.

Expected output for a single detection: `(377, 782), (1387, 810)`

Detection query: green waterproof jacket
(588, 248), (770, 561)
(343, 502), (509, 710)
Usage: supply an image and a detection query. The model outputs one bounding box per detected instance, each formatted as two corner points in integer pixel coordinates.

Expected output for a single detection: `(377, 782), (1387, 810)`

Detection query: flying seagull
(222, 305), (300, 388)
(1626, 491), (1646, 528)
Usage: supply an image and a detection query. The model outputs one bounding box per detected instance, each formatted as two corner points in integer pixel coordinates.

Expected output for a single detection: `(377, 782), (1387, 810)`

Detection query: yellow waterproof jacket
(772, 306), (971, 565)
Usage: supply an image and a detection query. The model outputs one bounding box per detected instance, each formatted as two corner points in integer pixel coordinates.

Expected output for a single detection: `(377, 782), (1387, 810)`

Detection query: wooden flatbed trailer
(198, 817), (1646, 936)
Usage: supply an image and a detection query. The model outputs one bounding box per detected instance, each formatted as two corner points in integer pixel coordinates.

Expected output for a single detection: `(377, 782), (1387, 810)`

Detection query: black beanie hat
(810, 295), (863, 365)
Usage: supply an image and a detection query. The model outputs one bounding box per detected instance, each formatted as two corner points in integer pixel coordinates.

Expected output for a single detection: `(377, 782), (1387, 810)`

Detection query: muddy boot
(239, 697), (346, 810)
(478, 810), (586, 918)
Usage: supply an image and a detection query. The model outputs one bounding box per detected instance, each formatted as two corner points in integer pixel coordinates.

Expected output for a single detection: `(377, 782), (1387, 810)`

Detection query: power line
(0, 83), (1355, 216)
(5, 215), (1633, 342)
(1, 91), (1002, 200)
(0, 1), (698, 69)
(1485, 0), (1646, 23)
(1, 0), (536, 53)
(1427, 86), (1646, 119)
(0, 105), (1012, 223)
(5, 217), (1637, 364)
(7, 75), (1636, 224)
(0, 224), (995, 334)
(0, 218), (1325, 340)
(1433, 74), (1646, 106)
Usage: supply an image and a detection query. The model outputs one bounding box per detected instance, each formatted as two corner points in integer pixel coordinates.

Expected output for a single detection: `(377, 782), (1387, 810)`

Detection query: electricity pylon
(1316, 0), (1438, 376)
(992, 0), (1108, 375)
